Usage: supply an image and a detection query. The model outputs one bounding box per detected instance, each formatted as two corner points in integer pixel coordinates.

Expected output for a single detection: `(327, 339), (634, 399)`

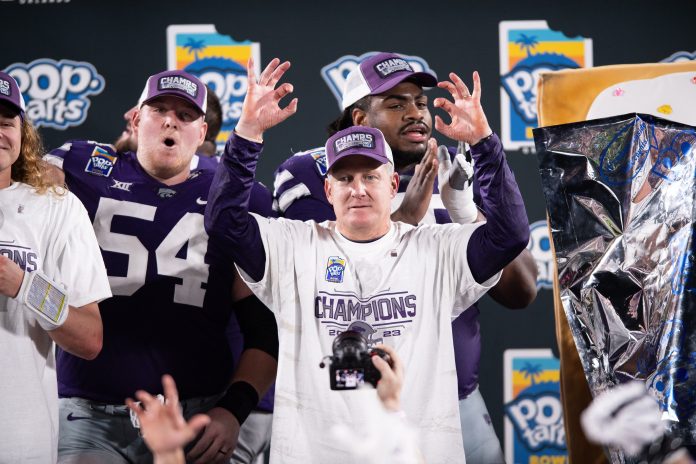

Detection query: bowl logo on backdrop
(499, 20), (593, 152)
(320, 52), (436, 109)
(166, 25), (260, 152)
(527, 220), (553, 290)
(661, 50), (696, 62)
(4, 59), (104, 129)
(504, 349), (567, 464)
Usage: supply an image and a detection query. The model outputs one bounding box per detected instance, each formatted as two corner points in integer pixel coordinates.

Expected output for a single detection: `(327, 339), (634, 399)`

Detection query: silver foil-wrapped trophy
(535, 113), (696, 462)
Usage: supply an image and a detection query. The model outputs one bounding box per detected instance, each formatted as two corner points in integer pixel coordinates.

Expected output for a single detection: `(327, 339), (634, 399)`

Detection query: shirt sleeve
(415, 222), (501, 319)
(250, 181), (277, 218)
(235, 214), (314, 317)
(46, 191), (112, 307)
(204, 134), (271, 282)
(466, 133), (530, 283)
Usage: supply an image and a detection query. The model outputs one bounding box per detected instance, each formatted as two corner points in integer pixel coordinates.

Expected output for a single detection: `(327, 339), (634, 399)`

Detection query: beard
(392, 145), (427, 172)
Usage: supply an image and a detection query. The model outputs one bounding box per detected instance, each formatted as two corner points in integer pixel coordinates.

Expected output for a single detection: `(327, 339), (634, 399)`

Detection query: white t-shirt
(240, 215), (500, 464)
(0, 183), (111, 463)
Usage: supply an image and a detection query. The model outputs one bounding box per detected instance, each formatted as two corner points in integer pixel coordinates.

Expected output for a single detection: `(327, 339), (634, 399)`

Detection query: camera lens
(332, 330), (368, 363)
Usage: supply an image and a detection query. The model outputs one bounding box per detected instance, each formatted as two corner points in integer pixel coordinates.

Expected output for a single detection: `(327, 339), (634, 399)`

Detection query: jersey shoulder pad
(191, 153), (220, 172)
(289, 146), (327, 177)
(46, 140), (120, 177)
(48, 139), (116, 158)
(273, 147), (328, 215)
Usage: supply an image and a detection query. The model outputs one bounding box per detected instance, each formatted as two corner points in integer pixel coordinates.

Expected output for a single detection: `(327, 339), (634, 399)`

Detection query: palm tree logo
(515, 34), (538, 57)
(184, 38), (207, 61)
(520, 362), (543, 385)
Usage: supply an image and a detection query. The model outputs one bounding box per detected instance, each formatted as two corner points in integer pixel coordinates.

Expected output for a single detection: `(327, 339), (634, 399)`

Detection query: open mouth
(401, 124), (429, 142)
(163, 137), (176, 148)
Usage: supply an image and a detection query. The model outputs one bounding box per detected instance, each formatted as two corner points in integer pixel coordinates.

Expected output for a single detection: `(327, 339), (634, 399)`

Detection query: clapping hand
(391, 138), (438, 225)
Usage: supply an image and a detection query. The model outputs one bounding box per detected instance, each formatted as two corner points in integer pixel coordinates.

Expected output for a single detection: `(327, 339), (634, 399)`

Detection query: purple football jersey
(274, 146), (482, 398)
(50, 141), (273, 404)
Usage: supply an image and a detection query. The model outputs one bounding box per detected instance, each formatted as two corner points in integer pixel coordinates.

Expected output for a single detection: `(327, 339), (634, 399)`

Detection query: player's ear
(198, 121), (208, 147)
(390, 171), (399, 199)
(132, 109), (142, 135)
(352, 107), (367, 127)
(324, 177), (334, 205)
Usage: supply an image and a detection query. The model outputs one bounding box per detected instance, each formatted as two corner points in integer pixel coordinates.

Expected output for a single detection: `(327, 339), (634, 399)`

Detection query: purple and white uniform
(45, 141), (273, 403)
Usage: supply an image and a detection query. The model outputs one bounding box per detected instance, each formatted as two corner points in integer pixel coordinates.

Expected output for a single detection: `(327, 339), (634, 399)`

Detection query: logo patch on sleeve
(325, 256), (346, 283)
(310, 150), (328, 176)
(84, 146), (117, 177)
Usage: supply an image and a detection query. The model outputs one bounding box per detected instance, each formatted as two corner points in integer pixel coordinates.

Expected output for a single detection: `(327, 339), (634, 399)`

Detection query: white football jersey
(0, 183), (111, 463)
(240, 214), (500, 464)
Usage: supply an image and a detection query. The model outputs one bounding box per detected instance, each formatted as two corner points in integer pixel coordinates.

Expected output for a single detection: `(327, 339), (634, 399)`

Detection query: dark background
(2, 0), (694, 445)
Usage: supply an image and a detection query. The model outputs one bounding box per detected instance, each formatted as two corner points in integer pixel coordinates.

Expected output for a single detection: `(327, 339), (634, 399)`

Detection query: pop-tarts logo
(325, 256), (346, 283)
(499, 21), (593, 152)
(0, 79), (10, 97)
(158, 75), (198, 97)
(310, 149), (328, 177)
(321, 52), (435, 109)
(335, 133), (374, 153)
(4, 59), (104, 130)
(167, 24), (260, 152)
(504, 349), (567, 464)
(85, 146), (117, 177)
(506, 389), (565, 451)
(661, 50), (696, 63)
(527, 220), (553, 290)
(374, 58), (413, 78)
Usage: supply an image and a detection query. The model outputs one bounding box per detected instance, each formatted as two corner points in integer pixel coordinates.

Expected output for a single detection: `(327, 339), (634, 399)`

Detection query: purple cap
(341, 52), (438, 109)
(138, 70), (207, 115)
(0, 72), (26, 116)
(325, 126), (393, 171)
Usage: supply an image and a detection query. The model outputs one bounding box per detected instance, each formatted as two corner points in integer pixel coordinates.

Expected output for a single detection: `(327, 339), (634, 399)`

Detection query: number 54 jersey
(46, 140), (272, 403)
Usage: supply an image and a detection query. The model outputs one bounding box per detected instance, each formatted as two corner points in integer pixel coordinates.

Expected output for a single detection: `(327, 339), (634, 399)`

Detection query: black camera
(319, 330), (392, 390)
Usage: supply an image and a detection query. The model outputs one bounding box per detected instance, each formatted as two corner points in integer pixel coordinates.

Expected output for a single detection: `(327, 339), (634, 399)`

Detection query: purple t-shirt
(273, 146), (483, 398)
(49, 141), (275, 410)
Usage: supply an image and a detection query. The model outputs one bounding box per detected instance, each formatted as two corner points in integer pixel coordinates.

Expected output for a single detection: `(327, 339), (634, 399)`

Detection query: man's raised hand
(235, 57), (298, 141)
(433, 71), (492, 146)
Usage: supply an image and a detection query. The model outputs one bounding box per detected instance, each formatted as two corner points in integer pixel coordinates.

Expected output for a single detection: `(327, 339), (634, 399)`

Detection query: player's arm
(187, 273), (278, 463)
(487, 249), (537, 308)
(205, 58), (297, 282)
(0, 256), (103, 359)
(44, 301), (102, 360)
(434, 71), (529, 284)
(443, 156), (536, 307)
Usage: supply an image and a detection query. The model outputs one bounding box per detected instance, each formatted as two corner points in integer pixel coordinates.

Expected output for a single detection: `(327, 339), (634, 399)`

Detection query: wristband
(215, 381), (259, 425)
(16, 270), (69, 331)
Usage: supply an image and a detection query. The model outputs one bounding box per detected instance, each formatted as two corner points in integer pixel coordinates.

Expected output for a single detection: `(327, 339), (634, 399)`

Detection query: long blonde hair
(11, 117), (62, 194)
